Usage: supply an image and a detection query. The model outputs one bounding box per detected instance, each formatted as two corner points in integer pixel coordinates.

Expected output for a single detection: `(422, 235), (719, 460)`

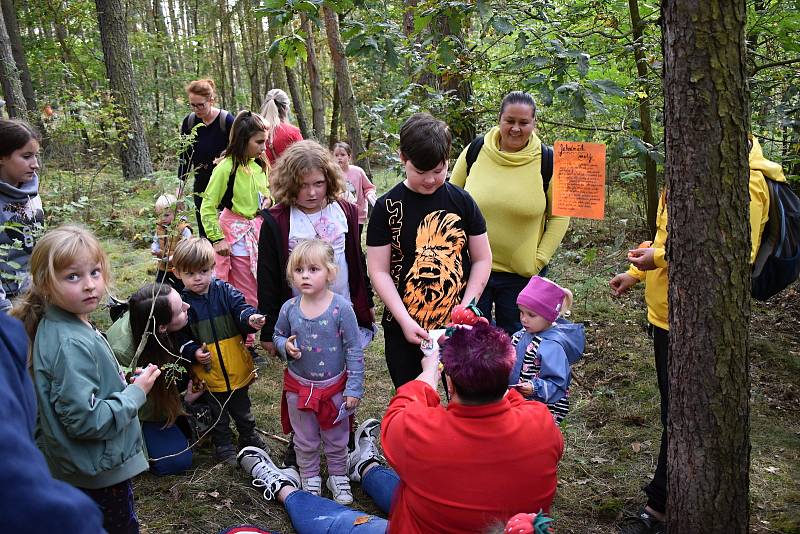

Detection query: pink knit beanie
(516, 276), (565, 323)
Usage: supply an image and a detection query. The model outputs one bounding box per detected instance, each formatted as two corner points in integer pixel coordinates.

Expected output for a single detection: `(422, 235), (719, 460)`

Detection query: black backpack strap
(218, 109), (229, 136)
(541, 143), (553, 194)
(219, 163), (238, 211)
(464, 135), (485, 177)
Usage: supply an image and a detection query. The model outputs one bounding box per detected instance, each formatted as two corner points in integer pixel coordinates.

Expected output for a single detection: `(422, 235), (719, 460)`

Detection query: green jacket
(32, 305), (149, 489)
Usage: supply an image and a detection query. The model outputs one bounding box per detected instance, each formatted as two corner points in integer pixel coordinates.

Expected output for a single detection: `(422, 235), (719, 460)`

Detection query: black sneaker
(214, 444), (238, 465)
(248, 346), (267, 368)
(619, 508), (665, 534)
(283, 437), (298, 468)
(239, 432), (267, 451)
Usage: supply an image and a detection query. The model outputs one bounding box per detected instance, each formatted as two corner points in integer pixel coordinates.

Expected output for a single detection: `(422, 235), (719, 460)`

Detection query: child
(273, 239), (365, 505)
(366, 112), (492, 388)
(257, 139), (374, 357)
(11, 225), (160, 534)
(332, 141), (377, 232)
(0, 119), (44, 312)
(199, 111), (271, 316)
(509, 276), (585, 424)
(171, 236), (268, 463)
(152, 193), (192, 291)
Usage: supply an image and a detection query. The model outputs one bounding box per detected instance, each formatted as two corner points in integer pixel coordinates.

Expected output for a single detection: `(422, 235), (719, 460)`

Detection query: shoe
(283, 437), (298, 468)
(237, 446), (300, 500)
(239, 432), (267, 450)
(215, 444), (238, 465)
(301, 475), (322, 496)
(248, 346), (267, 368)
(347, 418), (384, 482)
(326, 475), (353, 505)
(619, 508), (665, 534)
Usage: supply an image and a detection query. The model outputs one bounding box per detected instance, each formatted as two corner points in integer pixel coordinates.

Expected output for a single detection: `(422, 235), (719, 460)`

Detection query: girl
(260, 88), (303, 164)
(273, 239), (365, 506)
(200, 111), (271, 324)
(0, 119), (44, 312)
(257, 139), (374, 357)
(12, 225), (160, 533)
(509, 275), (585, 424)
(332, 141), (377, 232)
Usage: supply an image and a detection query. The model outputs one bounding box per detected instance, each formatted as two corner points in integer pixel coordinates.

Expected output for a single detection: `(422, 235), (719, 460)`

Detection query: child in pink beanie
(509, 276), (585, 423)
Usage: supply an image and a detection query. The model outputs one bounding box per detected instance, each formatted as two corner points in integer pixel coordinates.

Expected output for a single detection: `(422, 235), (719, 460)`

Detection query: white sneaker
(347, 418), (384, 482)
(327, 475), (354, 505)
(301, 475), (322, 496)
(237, 446), (299, 500)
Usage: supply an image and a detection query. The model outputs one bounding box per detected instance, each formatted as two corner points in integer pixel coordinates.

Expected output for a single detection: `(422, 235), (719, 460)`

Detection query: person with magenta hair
(237, 322), (564, 534)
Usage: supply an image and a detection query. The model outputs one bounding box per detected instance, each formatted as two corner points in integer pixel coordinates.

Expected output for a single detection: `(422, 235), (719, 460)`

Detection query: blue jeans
(477, 269), (547, 335)
(285, 466), (399, 534)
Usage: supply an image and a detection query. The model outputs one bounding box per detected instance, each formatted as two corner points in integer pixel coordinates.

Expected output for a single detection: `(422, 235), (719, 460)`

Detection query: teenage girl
(0, 119), (43, 312)
(332, 141), (377, 233)
(200, 111), (271, 318)
(260, 88), (303, 164)
(273, 239), (365, 505)
(12, 225), (160, 533)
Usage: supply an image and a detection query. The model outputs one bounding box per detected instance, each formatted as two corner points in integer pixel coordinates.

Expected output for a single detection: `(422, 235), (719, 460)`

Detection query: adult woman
(178, 79), (235, 238)
(450, 91), (570, 335)
(260, 88), (303, 164)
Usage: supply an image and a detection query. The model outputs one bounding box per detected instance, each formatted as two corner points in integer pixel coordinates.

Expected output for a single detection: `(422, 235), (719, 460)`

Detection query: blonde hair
(544, 277), (573, 316)
(172, 237), (216, 272)
(286, 239), (338, 288)
(155, 193), (177, 214)
(270, 140), (345, 206)
(186, 78), (216, 100)
(11, 225), (110, 341)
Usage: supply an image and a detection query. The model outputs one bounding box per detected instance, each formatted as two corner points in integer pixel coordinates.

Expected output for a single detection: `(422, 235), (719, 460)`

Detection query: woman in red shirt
(259, 88), (303, 165)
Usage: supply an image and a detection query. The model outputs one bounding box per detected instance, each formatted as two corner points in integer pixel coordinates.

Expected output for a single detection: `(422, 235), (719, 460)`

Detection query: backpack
(185, 109), (230, 137)
(751, 178), (800, 301)
(464, 135), (554, 195)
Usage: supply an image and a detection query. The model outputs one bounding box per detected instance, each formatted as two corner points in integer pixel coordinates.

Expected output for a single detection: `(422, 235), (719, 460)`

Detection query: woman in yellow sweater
(450, 91), (570, 334)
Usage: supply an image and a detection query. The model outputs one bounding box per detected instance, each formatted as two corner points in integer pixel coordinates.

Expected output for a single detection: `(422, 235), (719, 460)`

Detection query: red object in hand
(450, 302), (489, 326)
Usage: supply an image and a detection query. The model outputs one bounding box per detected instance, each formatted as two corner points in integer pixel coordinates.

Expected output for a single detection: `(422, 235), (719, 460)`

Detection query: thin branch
(750, 57), (800, 75)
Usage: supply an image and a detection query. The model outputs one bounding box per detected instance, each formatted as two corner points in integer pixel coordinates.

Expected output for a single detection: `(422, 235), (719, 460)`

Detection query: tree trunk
(285, 64), (310, 138)
(329, 75), (340, 149)
(0, 3), (24, 119)
(2, 0), (42, 127)
(628, 0), (659, 238)
(302, 15), (326, 142)
(94, 0), (153, 180)
(662, 1), (750, 531)
(267, 18), (288, 93)
(322, 4), (370, 174)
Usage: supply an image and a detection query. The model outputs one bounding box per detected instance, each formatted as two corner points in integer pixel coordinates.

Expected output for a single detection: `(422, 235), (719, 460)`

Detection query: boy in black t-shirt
(366, 113), (492, 388)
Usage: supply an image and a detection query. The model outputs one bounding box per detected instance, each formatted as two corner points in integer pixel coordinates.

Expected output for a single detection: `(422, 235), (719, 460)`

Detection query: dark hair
(399, 113), (451, 171)
(333, 142), (352, 156)
(220, 111), (269, 176)
(499, 91), (537, 120)
(0, 119), (40, 157)
(128, 283), (182, 426)
(440, 323), (515, 404)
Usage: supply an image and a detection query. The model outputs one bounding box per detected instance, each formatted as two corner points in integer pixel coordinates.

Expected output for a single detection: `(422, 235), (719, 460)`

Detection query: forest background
(0, 0), (798, 532)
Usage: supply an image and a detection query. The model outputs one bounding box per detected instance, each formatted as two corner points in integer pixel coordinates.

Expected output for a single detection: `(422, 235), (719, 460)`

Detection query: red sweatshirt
(381, 380), (563, 534)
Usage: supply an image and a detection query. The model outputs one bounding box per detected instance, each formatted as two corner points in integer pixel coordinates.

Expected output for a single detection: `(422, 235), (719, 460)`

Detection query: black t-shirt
(366, 181), (486, 329)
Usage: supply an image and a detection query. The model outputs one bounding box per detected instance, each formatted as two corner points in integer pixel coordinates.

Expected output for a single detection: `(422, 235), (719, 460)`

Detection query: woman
(260, 88), (303, 164)
(450, 91), (570, 335)
(178, 79), (235, 238)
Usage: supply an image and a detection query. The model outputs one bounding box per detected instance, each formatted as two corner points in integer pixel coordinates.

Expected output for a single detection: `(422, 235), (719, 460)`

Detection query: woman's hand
(627, 247), (657, 270)
(344, 396), (360, 410)
(213, 239), (231, 257)
(609, 273), (639, 296)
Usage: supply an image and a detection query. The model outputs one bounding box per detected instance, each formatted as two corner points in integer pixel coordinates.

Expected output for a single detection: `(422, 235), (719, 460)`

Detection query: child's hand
(627, 247), (657, 270)
(400, 319), (429, 346)
(213, 239), (231, 257)
(249, 314), (266, 330)
(184, 379), (205, 403)
(609, 273), (638, 296)
(513, 382), (534, 397)
(285, 335), (301, 359)
(261, 340), (277, 357)
(344, 396), (360, 410)
(131, 364), (161, 395)
(195, 343), (211, 364)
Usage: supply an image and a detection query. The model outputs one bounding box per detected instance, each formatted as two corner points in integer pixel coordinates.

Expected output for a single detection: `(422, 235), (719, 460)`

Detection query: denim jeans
(284, 466), (399, 534)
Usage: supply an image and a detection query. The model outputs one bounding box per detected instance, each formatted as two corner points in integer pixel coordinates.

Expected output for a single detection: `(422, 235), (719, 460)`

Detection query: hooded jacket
(0, 174), (44, 311)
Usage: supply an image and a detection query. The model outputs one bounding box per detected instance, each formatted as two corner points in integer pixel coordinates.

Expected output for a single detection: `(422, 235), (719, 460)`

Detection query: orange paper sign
(551, 141), (606, 220)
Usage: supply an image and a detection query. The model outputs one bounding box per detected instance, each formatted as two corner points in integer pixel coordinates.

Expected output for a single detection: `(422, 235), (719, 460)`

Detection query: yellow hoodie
(627, 136), (785, 330)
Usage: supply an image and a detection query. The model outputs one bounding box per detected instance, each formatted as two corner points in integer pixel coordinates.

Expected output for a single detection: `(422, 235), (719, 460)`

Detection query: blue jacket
(509, 318), (585, 404)
(0, 312), (104, 532)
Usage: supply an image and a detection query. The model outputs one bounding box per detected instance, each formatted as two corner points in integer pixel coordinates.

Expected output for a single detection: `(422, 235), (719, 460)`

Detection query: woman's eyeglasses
(190, 101), (209, 109)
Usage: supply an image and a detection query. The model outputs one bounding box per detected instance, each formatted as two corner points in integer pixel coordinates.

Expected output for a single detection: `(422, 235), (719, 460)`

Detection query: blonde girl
(260, 88), (303, 163)
(12, 225), (160, 533)
(272, 239), (365, 505)
(332, 141), (377, 231)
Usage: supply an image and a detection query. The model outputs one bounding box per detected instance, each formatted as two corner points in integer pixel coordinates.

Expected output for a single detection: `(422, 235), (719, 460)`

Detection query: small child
(171, 236), (268, 463)
(152, 193), (192, 291)
(366, 112), (492, 388)
(332, 141), (377, 232)
(273, 239), (365, 505)
(509, 276), (585, 424)
(11, 225), (160, 533)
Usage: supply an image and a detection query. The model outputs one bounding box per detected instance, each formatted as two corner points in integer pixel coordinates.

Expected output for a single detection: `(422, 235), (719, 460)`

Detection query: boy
(152, 193), (192, 291)
(366, 113), (492, 388)
(172, 237), (267, 463)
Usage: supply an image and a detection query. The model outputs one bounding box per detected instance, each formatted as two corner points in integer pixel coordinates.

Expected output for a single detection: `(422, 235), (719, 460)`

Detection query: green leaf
(570, 93), (586, 120)
(414, 13), (433, 33)
(515, 32), (529, 52)
(491, 16), (513, 35)
(437, 39), (455, 64)
(476, 0), (491, 19)
(592, 79), (627, 97)
(576, 53), (590, 77)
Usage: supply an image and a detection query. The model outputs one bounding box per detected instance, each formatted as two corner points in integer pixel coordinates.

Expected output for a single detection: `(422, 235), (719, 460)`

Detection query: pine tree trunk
(267, 18), (288, 93)
(322, 5), (369, 174)
(329, 75), (340, 149)
(662, 1), (750, 531)
(94, 0), (153, 180)
(285, 64), (310, 138)
(0, 3), (25, 119)
(302, 15), (326, 142)
(1, 0), (42, 127)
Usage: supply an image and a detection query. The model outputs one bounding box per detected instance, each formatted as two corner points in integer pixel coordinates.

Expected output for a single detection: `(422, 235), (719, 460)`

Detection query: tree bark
(267, 17), (288, 94)
(285, 64), (310, 138)
(329, 74), (340, 149)
(0, 2), (25, 119)
(2, 0), (42, 126)
(94, 0), (153, 180)
(302, 14), (326, 142)
(662, 1), (750, 531)
(322, 4), (370, 174)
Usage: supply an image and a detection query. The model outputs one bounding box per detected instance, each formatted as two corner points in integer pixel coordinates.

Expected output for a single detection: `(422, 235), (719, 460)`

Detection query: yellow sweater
(627, 136), (782, 330)
(450, 127), (570, 277)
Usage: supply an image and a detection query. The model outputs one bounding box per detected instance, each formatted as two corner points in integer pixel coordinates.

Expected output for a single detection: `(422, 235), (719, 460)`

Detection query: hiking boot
(326, 475), (353, 505)
(347, 418), (384, 482)
(237, 446), (299, 501)
(301, 475), (322, 496)
(238, 432), (267, 451)
(214, 444), (238, 465)
(619, 508), (665, 534)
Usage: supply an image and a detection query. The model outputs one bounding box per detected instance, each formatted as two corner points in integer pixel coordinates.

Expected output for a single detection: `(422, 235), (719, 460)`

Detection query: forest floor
(43, 168), (800, 533)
